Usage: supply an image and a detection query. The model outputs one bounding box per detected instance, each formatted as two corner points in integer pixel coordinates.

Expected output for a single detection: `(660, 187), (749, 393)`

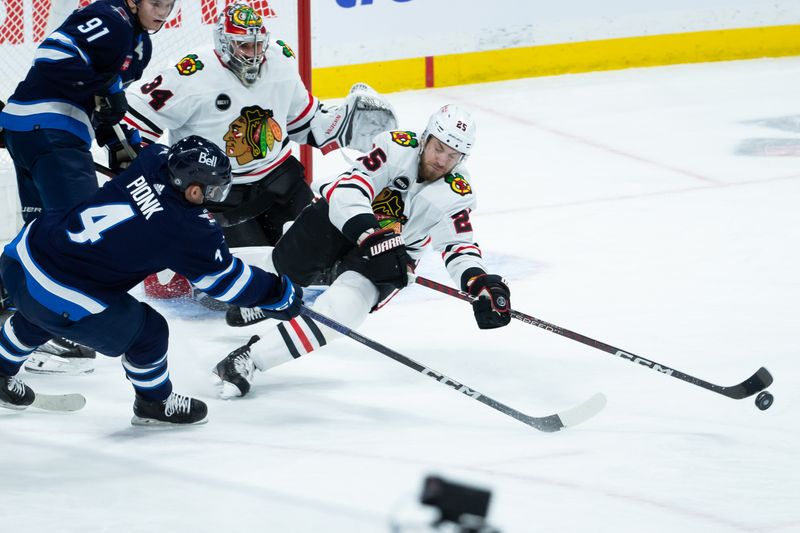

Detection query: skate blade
(0, 400), (29, 411)
(130, 415), (208, 427)
(24, 355), (95, 375)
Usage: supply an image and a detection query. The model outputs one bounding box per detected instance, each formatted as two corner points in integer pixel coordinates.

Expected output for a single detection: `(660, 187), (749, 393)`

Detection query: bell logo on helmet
(198, 152), (219, 167)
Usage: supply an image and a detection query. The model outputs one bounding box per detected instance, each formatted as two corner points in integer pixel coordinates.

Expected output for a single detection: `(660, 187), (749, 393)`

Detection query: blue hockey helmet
(167, 136), (232, 203)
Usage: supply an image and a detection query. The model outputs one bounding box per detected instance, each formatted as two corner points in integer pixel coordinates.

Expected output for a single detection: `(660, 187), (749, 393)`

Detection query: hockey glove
(259, 274), (303, 321)
(94, 92), (128, 126)
(348, 228), (413, 290)
(94, 77), (128, 126)
(467, 274), (511, 329)
(97, 123), (142, 172)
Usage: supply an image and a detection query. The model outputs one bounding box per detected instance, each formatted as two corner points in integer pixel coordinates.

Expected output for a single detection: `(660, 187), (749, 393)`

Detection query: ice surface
(3, 57), (799, 532)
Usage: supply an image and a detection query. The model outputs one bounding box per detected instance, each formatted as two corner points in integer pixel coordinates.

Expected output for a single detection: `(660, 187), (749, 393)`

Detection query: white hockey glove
(313, 83), (398, 154)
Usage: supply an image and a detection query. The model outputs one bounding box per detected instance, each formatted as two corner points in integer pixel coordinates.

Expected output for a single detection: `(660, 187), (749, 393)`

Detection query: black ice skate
(0, 375), (35, 410)
(131, 392), (208, 426)
(24, 337), (96, 375)
(212, 335), (260, 399)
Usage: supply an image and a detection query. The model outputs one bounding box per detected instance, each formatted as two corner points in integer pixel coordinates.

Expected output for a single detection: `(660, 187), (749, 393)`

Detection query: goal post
(0, 0), (312, 241)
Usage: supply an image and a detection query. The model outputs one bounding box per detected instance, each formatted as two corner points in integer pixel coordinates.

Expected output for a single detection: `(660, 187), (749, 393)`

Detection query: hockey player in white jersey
(121, 2), (397, 299)
(212, 105), (512, 399)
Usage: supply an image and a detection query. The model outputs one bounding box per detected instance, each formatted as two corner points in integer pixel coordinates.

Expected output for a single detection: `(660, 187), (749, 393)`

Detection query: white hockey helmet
(213, 2), (269, 87)
(422, 104), (476, 157)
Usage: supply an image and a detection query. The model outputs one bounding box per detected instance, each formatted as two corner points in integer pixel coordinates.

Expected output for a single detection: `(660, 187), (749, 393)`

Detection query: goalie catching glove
(312, 83), (398, 154)
(466, 274), (511, 329)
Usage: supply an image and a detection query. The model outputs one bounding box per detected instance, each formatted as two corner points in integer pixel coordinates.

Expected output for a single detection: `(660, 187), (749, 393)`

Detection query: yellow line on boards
(311, 25), (800, 99)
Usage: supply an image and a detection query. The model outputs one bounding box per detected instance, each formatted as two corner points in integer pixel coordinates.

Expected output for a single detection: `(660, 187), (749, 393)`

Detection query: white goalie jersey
(124, 40), (318, 185)
(319, 130), (487, 287)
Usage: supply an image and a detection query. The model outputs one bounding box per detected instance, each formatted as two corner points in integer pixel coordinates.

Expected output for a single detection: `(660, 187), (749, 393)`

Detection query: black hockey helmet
(167, 135), (232, 203)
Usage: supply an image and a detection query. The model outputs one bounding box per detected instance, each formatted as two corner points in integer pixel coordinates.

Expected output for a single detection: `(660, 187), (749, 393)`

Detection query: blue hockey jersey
(2, 145), (282, 321)
(0, 0), (152, 146)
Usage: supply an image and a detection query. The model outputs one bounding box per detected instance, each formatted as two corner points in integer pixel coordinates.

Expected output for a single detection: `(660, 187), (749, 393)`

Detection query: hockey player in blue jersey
(0, 0), (175, 373)
(0, 136), (303, 425)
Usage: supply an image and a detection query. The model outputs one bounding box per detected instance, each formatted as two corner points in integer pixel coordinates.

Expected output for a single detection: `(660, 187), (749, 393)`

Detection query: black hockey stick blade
(32, 393), (86, 412)
(718, 366), (773, 399)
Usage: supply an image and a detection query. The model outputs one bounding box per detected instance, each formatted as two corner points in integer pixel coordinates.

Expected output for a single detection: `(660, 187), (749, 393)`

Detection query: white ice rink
(2, 57), (799, 532)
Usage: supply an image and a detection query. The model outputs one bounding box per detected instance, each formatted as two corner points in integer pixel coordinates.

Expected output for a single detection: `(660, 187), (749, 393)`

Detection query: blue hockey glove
(259, 275), (303, 321)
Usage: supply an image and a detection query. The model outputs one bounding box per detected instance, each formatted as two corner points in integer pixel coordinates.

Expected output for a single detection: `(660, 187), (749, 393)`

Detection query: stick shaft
(410, 274), (771, 399)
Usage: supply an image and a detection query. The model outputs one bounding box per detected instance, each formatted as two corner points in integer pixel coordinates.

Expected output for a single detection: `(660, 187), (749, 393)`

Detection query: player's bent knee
(127, 304), (169, 362)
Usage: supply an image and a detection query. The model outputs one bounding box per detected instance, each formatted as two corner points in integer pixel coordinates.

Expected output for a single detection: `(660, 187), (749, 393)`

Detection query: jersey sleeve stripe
(34, 46), (76, 63)
(324, 174), (375, 203)
(287, 92), (316, 126)
(215, 263), (254, 302)
(46, 31), (90, 65)
(125, 107), (164, 136)
(232, 150), (291, 179)
(191, 258), (237, 291)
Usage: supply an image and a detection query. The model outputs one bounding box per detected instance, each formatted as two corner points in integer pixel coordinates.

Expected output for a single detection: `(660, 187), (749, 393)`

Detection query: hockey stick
(409, 274), (773, 400)
(300, 306), (606, 432)
(32, 393), (86, 412)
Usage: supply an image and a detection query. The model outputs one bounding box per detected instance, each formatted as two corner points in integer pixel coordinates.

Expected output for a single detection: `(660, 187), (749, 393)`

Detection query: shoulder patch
(444, 173), (472, 196)
(390, 130), (419, 148)
(175, 54), (205, 76)
(275, 40), (295, 58)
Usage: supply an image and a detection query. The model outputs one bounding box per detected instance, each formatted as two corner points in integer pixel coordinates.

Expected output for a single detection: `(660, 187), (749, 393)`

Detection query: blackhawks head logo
(391, 130), (419, 148)
(445, 173), (472, 196)
(223, 106), (283, 165)
(372, 188), (407, 233)
(228, 5), (263, 30)
(175, 54), (204, 76)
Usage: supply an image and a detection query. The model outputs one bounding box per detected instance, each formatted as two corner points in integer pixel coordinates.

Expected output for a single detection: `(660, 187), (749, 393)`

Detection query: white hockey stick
(32, 393), (87, 412)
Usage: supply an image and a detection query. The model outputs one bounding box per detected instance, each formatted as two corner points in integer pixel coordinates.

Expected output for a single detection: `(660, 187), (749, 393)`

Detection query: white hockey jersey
(124, 40), (317, 185)
(319, 130), (487, 288)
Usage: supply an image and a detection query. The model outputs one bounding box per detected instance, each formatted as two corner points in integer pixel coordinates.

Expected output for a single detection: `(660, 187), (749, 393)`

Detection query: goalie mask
(422, 104), (476, 160)
(213, 2), (269, 87)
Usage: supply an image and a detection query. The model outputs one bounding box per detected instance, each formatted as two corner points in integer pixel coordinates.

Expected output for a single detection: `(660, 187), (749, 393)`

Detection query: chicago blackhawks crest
(175, 54), (204, 76)
(445, 173), (472, 196)
(372, 188), (407, 233)
(390, 130), (419, 148)
(223, 106), (283, 165)
(227, 4), (263, 30)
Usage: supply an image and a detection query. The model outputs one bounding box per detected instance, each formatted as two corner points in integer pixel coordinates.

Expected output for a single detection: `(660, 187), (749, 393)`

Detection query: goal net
(0, 0), (308, 240)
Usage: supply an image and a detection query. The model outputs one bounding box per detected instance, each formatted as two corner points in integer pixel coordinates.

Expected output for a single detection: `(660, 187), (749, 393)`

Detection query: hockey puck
(755, 391), (774, 411)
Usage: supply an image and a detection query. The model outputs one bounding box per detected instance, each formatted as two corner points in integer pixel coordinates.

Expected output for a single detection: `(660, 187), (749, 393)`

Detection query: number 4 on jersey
(67, 204), (136, 244)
